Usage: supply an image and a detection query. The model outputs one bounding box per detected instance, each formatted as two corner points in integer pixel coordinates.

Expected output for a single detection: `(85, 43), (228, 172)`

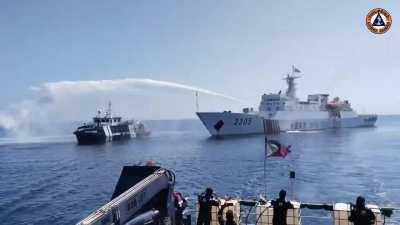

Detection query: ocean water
(0, 116), (399, 225)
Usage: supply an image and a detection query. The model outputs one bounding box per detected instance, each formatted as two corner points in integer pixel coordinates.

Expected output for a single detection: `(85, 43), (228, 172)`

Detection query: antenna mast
(284, 66), (301, 99)
(108, 100), (112, 118)
(195, 92), (199, 112)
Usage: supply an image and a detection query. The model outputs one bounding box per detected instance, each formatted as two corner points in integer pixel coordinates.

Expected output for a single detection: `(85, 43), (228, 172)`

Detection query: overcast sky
(0, 0), (399, 120)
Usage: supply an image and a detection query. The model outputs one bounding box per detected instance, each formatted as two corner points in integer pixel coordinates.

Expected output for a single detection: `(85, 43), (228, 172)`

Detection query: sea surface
(0, 116), (399, 225)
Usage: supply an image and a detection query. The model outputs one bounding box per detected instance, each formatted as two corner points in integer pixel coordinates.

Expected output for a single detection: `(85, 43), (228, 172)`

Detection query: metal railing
(181, 199), (398, 225)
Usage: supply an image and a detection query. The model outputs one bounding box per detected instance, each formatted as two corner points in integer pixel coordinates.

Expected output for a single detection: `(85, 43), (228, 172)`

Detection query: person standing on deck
(271, 190), (293, 225)
(224, 210), (237, 225)
(349, 196), (375, 225)
(197, 187), (220, 225)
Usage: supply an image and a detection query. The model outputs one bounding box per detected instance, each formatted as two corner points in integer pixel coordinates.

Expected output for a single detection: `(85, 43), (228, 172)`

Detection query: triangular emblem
(372, 13), (385, 26)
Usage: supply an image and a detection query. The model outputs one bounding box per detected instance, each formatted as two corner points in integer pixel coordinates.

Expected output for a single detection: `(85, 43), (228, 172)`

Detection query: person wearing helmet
(348, 196), (375, 225)
(271, 190), (294, 225)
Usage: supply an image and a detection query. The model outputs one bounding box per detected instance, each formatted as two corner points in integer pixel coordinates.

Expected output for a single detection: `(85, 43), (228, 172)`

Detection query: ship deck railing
(182, 199), (397, 225)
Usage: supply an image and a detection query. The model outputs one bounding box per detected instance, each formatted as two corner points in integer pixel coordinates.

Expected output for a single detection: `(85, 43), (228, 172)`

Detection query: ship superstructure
(197, 66), (377, 136)
(73, 101), (150, 144)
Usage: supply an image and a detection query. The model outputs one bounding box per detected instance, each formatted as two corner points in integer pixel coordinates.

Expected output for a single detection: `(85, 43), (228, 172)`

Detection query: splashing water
(0, 78), (242, 138)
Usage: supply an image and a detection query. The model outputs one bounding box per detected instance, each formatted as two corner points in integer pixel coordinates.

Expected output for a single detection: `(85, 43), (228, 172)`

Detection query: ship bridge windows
(263, 99), (284, 111)
(93, 117), (123, 124)
(93, 118), (109, 123)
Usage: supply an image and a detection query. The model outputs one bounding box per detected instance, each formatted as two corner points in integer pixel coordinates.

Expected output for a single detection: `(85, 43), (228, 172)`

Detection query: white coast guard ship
(197, 66), (377, 136)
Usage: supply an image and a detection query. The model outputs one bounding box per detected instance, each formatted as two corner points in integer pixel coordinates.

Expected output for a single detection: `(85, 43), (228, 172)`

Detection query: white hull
(197, 112), (377, 136)
(197, 66), (378, 137)
(196, 112), (264, 136)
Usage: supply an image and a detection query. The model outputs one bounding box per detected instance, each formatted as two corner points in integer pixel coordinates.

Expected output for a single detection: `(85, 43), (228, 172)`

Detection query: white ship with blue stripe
(197, 66), (377, 136)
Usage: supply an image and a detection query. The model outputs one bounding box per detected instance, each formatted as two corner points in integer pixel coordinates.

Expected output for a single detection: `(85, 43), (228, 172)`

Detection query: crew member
(174, 192), (187, 225)
(225, 210), (237, 225)
(271, 189), (293, 225)
(348, 196), (375, 225)
(197, 187), (220, 225)
(217, 201), (234, 225)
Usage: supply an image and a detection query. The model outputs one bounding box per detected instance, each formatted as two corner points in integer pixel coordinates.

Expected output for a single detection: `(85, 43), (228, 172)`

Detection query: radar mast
(107, 100), (112, 118)
(284, 65), (301, 99)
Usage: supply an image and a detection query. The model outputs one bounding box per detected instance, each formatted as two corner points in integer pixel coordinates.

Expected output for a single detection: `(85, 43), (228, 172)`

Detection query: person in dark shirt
(197, 187), (220, 225)
(348, 196), (375, 225)
(225, 210), (237, 225)
(217, 202), (236, 225)
(271, 190), (293, 225)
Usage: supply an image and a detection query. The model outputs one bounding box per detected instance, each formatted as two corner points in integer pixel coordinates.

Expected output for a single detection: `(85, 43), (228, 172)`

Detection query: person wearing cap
(197, 187), (220, 225)
(348, 196), (375, 225)
(271, 189), (294, 225)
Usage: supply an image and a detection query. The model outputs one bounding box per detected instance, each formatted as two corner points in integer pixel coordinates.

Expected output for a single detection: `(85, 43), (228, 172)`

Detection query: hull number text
(234, 118), (252, 126)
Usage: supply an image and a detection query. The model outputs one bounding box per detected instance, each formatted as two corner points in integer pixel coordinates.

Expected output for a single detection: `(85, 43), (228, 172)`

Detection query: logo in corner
(214, 120), (224, 132)
(366, 8), (392, 34)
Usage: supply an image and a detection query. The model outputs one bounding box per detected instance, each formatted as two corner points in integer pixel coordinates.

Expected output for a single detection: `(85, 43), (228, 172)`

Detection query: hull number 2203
(234, 118), (252, 126)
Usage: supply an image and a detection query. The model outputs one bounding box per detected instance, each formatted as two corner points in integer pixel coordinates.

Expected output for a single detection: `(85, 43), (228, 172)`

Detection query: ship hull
(74, 131), (107, 145)
(196, 112), (377, 136)
(196, 112), (264, 136)
(74, 126), (133, 145)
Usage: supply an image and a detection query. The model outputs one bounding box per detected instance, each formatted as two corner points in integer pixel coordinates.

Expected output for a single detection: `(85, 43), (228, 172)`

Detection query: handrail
(184, 198), (397, 225)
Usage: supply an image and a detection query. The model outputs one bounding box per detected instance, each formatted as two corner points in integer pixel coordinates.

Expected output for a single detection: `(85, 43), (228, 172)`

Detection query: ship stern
(359, 114), (378, 127)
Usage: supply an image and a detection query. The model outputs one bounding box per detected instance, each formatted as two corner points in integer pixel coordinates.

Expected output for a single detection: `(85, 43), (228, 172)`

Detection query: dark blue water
(0, 117), (399, 225)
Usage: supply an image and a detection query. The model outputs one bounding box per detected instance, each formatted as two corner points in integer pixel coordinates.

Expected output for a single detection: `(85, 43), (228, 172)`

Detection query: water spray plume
(33, 78), (242, 102)
(0, 78), (242, 138)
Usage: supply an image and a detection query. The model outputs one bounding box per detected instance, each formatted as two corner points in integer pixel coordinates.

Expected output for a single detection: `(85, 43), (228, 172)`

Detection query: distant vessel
(73, 101), (150, 145)
(197, 66), (377, 136)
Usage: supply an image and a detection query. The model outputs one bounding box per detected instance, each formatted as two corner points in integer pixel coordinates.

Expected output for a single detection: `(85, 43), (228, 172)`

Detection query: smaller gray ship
(73, 101), (150, 145)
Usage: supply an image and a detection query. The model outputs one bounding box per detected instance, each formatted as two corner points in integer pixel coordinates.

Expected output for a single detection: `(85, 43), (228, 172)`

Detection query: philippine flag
(265, 138), (291, 158)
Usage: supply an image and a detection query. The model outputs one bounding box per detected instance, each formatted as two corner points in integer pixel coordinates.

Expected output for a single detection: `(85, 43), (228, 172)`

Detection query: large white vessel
(197, 66), (377, 136)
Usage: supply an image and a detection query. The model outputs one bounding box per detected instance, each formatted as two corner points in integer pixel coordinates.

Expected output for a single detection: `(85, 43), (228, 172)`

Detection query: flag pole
(263, 119), (267, 199)
(195, 91), (199, 112)
(289, 171), (295, 200)
(264, 147), (267, 199)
